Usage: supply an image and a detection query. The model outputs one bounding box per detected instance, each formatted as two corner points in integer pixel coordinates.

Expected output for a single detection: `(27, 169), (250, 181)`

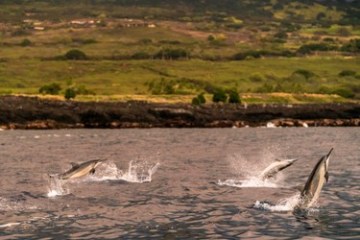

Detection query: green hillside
(0, 0), (359, 103)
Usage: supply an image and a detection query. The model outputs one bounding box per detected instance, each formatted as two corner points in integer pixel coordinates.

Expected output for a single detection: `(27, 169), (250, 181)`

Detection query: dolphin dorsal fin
(70, 162), (80, 169)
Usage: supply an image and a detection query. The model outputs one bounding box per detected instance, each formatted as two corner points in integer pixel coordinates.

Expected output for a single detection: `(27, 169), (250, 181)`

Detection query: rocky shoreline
(0, 96), (359, 129)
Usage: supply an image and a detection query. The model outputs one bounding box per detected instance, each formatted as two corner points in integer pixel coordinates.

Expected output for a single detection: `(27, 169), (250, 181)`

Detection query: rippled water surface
(0, 128), (359, 239)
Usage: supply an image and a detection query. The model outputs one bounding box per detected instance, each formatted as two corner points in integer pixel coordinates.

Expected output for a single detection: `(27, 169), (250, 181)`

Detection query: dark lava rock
(0, 95), (359, 129)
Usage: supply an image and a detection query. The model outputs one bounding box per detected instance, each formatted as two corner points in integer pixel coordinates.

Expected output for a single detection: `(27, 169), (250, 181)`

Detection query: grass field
(0, 1), (359, 104)
(0, 57), (359, 103)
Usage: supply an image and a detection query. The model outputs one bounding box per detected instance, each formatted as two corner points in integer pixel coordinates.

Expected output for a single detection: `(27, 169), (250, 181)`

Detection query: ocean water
(0, 128), (359, 239)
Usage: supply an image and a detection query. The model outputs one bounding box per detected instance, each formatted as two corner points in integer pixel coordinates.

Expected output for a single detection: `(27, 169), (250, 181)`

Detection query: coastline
(0, 95), (359, 129)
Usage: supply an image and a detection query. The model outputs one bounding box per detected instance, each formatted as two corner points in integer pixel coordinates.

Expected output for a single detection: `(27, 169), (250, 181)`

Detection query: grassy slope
(0, 1), (359, 103)
(1, 57), (358, 94)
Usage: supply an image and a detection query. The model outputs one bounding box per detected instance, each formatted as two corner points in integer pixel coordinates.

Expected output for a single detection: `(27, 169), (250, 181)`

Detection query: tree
(197, 93), (206, 104)
(228, 90), (241, 104)
(212, 89), (227, 103)
(64, 88), (76, 100)
(192, 93), (206, 105)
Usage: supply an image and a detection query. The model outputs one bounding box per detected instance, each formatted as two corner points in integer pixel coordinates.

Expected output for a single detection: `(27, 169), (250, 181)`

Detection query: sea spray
(219, 146), (295, 188)
(48, 159), (161, 190)
(253, 193), (301, 212)
(118, 161), (160, 183)
(47, 176), (69, 198)
(218, 177), (279, 188)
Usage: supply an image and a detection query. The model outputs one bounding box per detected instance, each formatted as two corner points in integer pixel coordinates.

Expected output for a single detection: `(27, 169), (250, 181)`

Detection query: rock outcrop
(0, 96), (359, 129)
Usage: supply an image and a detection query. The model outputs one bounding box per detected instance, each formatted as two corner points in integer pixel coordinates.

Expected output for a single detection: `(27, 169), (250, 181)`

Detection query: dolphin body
(297, 148), (333, 208)
(259, 158), (298, 181)
(50, 159), (107, 180)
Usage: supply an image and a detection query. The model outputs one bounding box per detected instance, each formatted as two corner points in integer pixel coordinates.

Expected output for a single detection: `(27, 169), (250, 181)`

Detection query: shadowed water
(0, 128), (359, 239)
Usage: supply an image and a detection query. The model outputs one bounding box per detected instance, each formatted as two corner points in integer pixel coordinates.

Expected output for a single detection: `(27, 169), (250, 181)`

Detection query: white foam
(253, 193), (301, 212)
(47, 160), (160, 196)
(218, 177), (279, 188)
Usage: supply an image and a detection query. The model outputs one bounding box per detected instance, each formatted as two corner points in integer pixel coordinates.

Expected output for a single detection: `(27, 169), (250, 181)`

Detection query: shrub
(197, 93), (206, 104)
(341, 39), (360, 53)
(192, 93), (206, 105)
(153, 48), (188, 60)
(292, 69), (316, 79)
(297, 43), (335, 54)
(20, 38), (32, 47)
(207, 35), (216, 42)
(228, 90), (241, 104)
(39, 83), (61, 95)
(132, 51), (151, 60)
(316, 12), (326, 21)
(64, 88), (76, 100)
(256, 82), (274, 93)
(249, 73), (264, 82)
(337, 27), (351, 37)
(192, 97), (201, 105)
(338, 70), (357, 77)
(72, 38), (97, 45)
(332, 88), (355, 99)
(76, 85), (95, 95)
(139, 38), (152, 44)
(148, 79), (176, 95)
(163, 83), (175, 94)
(274, 31), (288, 40)
(212, 89), (227, 103)
(64, 49), (87, 60)
(233, 50), (262, 60)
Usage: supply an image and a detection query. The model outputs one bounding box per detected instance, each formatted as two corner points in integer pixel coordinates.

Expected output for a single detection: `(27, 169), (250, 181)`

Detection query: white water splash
(119, 161), (160, 183)
(47, 176), (70, 198)
(218, 177), (279, 188)
(47, 160), (160, 197)
(219, 149), (294, 188)
(91, 160), (160, 183)
(253, 193), (301, 212)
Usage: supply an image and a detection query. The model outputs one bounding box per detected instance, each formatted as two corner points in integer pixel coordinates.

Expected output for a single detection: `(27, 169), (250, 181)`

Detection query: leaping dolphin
(259, 158), (298, 181)
(50, 159), (107, 180)
(297, 148), (333, 208)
